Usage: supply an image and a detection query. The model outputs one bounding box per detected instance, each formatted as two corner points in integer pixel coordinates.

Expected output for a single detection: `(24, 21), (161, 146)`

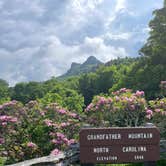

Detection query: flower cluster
(27, 142), (37, 149)
(148, 97), (166, 138)
(50, 148), (62, 156)
(85, 89), (147, 127)
(112, 88), (131, 95)
(149, 98), (166, 116)
(0, 115), (18, 126)
(86, 96), (113, 112)
(51, 132), (76, 148)
(85, 96), (114, 126)
(135, 90), (145, 97)
(0, 137), (5, 144)
(43, 119), (55, 127)
(146, 109), (153, 119)
(0, 100), (18, 109)
(56, 109), (67, 114)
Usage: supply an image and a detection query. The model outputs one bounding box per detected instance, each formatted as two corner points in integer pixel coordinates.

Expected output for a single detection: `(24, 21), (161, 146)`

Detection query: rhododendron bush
(0, 100), (81, 164)
(148, 98), (166, 138)
(85, 89), (147, 127)
(0, 88), (166, 164)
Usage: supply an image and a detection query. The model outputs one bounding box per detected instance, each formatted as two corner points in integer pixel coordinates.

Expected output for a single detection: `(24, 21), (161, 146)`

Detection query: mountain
(58, 56), (103, 79)
(82, 56), (102, 66)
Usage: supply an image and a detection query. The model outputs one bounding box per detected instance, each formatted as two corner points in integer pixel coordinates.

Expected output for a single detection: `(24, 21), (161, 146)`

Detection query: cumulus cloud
(115, 0), (126, 12)
(0, 0), (163, 85)
(79, 37), (127, 61)
(104, 32), (131, 41)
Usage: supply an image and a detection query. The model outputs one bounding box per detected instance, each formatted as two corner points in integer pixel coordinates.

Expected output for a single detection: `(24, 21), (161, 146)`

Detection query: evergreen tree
(140, 0), (166, 65)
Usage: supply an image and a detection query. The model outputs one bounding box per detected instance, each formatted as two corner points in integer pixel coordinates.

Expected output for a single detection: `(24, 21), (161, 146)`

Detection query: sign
(79, 127), (160, 164)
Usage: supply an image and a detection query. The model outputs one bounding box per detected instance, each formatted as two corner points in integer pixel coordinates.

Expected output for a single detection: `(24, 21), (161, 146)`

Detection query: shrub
(85, 88), (147, 127)
(0, 100), (82, 164)
(148, 97), (166, 139)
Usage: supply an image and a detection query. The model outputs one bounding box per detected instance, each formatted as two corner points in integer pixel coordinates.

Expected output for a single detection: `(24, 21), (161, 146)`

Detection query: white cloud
(79, 37), (128, 62)
(104, 32), (131, 40)
(115, 0), (126, 12)
(0, 0), (164, 85)
(56, 0), (105, 37)
(0, 35), (128, 86)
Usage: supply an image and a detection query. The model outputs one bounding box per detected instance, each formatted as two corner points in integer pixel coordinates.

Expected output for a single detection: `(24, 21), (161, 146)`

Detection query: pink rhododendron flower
(51, 139), (62, 144)
(62, 137), (69, 144)
(2, 101), (17, 108)
(50, 148), (61, 156)
(44, 119), (53, 126)
(86, 103), (94, 112)
(115, 96), (120, 101)
(68, 112), (77, 118)
(67, 139), (75, 146)
(155, 109), (161, 113)
(108, 98), (113, 103)
(120, 88), (127, 93)
(60, 122), (70, 127)
(49, 132), (56, 136)
(51, 139), (57, 144)
(1, 122), (7, 126)
(27, 142), (37, 148)
(112, 91), (119, 95)
(10, 117), (18, 123)
(0, 138), (5, 144)
(160, 101), (164, 105)
(146, 109), (153, 115)
(125, 97), (133, 103)
(146, 109), (153, 119)
(57, 109), (67, 114)
(99, 97), (106, 104)
(0, 115), (8, 121)
(135, 90), (144, 97)
(146, 114), (152, 119)
(0, 115), (18, 123)
(40, 111), (45, 116)
(56, 132), (65, 139)
(130, 105), (135, 111)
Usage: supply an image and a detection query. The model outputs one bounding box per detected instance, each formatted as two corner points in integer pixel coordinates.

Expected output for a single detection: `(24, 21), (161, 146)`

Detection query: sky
(0, 0), (163, 86)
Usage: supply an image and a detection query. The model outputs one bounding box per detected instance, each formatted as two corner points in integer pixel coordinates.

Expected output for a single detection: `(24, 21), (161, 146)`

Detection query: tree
(0, 79), (9, 87)
(39, 85), (84, 112)
(138, 1), (166, 98)
(140, 0), (166, 65)
(114, 2), (166, 99)
(78, 73), (98, 106)
(0, 79), (10, 104)
(11, 82), (45, 104)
